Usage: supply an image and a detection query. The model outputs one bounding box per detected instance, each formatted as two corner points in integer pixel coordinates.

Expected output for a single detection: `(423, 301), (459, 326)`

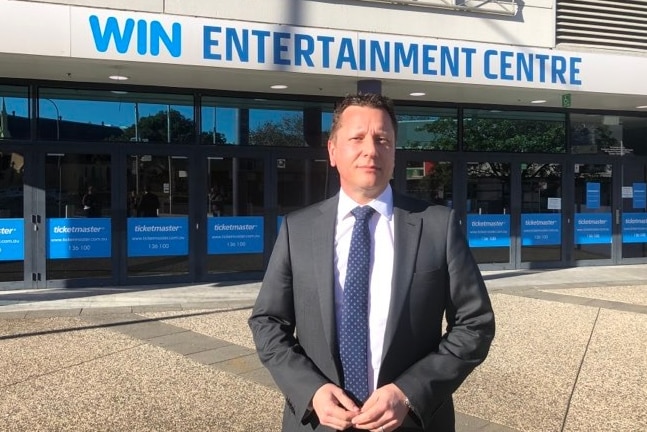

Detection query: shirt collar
(337, 185), (393, 222)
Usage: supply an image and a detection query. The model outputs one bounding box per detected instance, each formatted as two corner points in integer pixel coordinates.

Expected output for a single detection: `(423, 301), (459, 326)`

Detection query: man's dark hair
(330, 93), (398, 139)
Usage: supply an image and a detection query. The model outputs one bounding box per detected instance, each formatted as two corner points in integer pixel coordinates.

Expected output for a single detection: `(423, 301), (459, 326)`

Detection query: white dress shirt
(334, 185), (394, 394)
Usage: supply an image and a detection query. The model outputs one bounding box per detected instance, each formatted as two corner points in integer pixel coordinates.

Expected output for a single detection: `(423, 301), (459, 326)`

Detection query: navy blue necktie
(340, 205), (375, 403)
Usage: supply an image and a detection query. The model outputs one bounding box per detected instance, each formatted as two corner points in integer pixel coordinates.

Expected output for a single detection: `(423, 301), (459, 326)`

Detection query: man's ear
(327, 140), (336, 167)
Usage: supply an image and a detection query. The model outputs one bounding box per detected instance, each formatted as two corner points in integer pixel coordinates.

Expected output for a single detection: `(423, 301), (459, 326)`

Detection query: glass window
(201, 97), (333, 147)
(0, 85), (29, 140)
(464, 109), (566, 153)
(396, 107), (457, 150)
(38, 88), (195, 143)
(571, 113), (647, 156)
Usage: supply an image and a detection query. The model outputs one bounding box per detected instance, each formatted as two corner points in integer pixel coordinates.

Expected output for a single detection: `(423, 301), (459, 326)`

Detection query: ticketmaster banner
(208, 216), (263, 255)
(128, 217), (188, 257)
(521, 213), (561, 246)
(622, 213), (647, 244)
(467, 214), (510, 248)
(47, 217), (111, 259)
(574, 213), (612, 245)
(0, 218), (24, 261)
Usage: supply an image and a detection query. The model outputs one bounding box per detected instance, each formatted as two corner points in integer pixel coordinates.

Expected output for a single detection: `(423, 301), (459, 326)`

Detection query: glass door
(466, 161), (512, 268)
(619, 161), (647, 262)
(572, 163), (614, 263)
(0, 150), (25, 286)
(45, 152), (113, 283)
(126, 153), (190, 278)
(403, 159), (454, 208)
(204, 155), (265, 274)
(520, 162), (564, 266)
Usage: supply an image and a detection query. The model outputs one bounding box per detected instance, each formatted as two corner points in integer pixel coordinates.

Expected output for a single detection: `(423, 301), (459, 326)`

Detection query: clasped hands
(312, 383), (409, 432)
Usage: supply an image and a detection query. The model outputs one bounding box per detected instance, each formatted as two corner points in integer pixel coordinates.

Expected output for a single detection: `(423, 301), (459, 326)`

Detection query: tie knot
(351, 206), (375, 222)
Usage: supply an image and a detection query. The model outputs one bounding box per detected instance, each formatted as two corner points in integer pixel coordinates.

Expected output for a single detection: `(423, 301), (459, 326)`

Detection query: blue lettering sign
(89, 15), (181, 57)
(47, 218), (111, 259)
(128, 217), (188, 257)
(586, 182), (601, 209)
(574, 213), (611, 245)
(467, 214), (510, 248)
(521, 213), (561, 246)
(622, 213), (647, 243)
(208, 216), (263, 255)
(0, 218), (24, 261)
(633, 183), (646, 209)
(196, 25), (583, 85)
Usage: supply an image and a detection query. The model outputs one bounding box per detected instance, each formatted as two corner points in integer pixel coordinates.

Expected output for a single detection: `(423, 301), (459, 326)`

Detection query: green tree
(249, 115), (304, 147)
(120, 109), (198, 144)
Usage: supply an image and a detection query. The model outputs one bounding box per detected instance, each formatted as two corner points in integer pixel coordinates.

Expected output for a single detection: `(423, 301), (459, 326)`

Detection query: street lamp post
(43, 98), (60, 140)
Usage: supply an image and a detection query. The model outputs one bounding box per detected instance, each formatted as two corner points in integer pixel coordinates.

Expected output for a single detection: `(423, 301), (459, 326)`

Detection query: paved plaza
(1, 265), (646, 431)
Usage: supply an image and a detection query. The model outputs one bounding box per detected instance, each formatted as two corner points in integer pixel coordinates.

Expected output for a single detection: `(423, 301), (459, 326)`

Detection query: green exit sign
(562, 94), (572, 108)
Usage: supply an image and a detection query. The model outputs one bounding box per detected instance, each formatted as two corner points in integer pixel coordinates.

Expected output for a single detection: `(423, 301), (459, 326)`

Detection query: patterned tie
(340, 205), (375, 403)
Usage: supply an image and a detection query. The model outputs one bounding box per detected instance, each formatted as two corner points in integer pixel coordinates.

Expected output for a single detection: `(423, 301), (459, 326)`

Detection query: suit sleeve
(393, 209), (495, 428)
(248, 217), (330, 422)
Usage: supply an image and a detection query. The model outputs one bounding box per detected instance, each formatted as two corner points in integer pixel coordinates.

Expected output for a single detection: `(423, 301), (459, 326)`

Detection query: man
(249, 93), (494, 431)
(137, 185), (160, 217)
(81, 185), (101, 217)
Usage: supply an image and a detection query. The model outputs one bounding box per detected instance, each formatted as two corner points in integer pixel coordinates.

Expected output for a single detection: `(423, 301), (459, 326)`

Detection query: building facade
(0, 0), (646, 289)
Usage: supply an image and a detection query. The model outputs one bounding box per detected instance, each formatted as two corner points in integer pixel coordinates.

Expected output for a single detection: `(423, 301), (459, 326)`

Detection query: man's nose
(361, 137), (379, 155)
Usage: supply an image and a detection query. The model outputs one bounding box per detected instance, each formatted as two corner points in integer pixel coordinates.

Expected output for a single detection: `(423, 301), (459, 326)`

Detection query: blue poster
(574, 213), (612, 245)
(521, 213), (561, 246)
(47, 218), (111, 259)
(208, 216), (263, 254)
(622, 213), (647, 243)
(467, 214), (510, 248)
(633, 183), (646, 210)
(586, 182), (600, 209)
(0, 218), (24, 261)
(128, 217), (188, 257)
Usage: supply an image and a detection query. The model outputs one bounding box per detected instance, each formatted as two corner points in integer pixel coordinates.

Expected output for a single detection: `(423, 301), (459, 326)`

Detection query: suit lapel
(382, 195), (421, 358)
(311, 196), (339, 356)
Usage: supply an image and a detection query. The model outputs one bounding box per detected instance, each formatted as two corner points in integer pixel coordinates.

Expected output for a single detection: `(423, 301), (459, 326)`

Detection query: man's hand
(351, 384), (409, 431)
(312, 383), (360, 430)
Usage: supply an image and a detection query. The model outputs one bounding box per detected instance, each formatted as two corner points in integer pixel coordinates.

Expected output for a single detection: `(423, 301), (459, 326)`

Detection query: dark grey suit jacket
(249, 192), (495, 431)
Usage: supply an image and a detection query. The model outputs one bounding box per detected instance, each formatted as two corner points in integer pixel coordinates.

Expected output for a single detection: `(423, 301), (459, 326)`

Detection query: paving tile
(456, 412), (520, 432)
(187, 344), (253, 365)
(541, 285), (647, 307)
(131, 304), (183, 313)
(80, 306), (134, 315)
(24, 309), (82, 318)
(239, 367), (278, 390)
(146, 331), (230, 355)
(562, 309), (647, 432)
(109, 319), (187, 340)
(213, 353), (264, 375)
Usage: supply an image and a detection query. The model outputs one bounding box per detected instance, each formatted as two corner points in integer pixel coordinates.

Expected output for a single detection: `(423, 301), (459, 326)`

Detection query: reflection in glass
(396, 107), (457, 150)
(573, 163), (612, 261)
(277, 159), (330, 214)
(520, 163), (562, 263)
(570, 113), (647, 156)
(0, 152), (24, 282)
(621, 164), (647, 259)
(405, 160), (453, 206)
(467, 161), (511, 264)
(127, 155), (190, 277)
(201, 97), (334, 146)
(0, 85), (29, 140)
(38, 89), (195, 143)
(206, 156), (264, 273)
(464, 109), (565, 153)
(45, 153), (112, 281)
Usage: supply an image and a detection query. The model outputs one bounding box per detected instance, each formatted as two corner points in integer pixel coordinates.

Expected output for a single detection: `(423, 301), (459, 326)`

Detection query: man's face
(328, 105), (396, 204)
